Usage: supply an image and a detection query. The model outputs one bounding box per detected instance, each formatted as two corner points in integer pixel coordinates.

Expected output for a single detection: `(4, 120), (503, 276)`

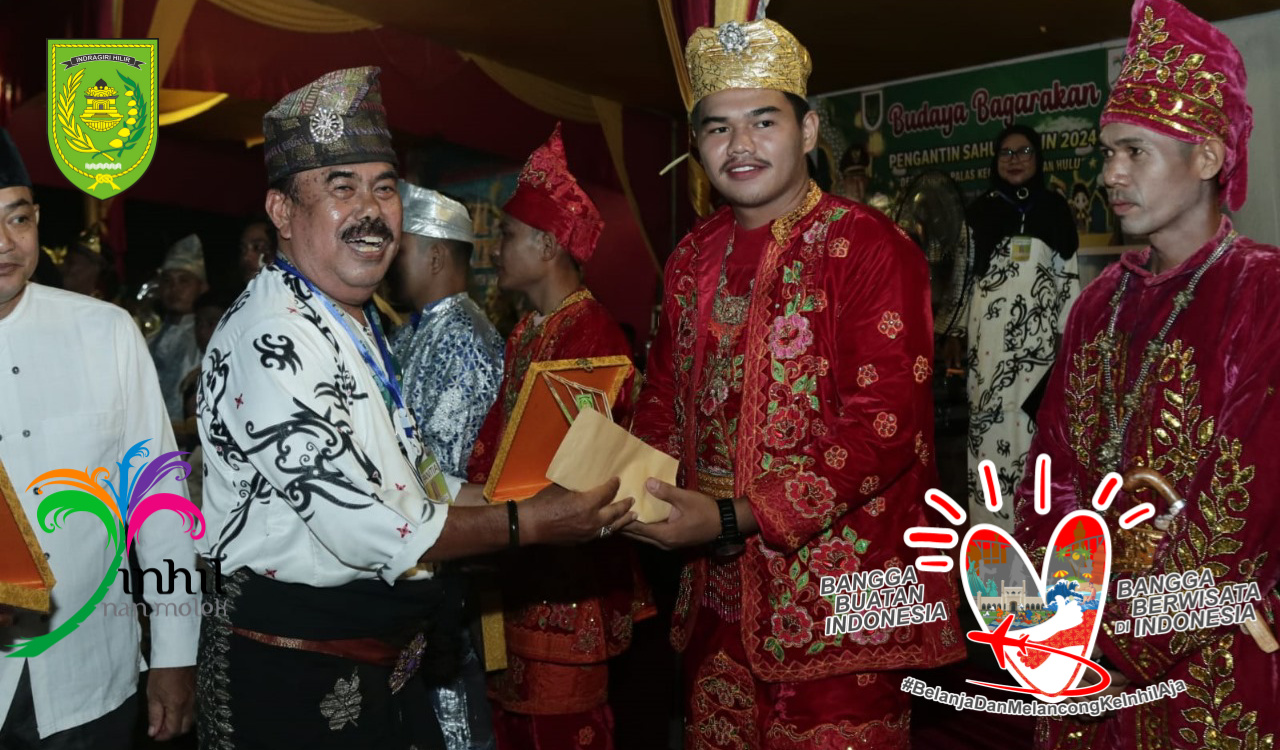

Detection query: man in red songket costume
(467, 124), (653, 750)
(623, 17), (965, 749)
(1013, 0), (1280, 747)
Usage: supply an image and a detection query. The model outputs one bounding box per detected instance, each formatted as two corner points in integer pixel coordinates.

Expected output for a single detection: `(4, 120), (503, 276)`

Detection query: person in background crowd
(389, 179), (502, 750)
(237, 216), (275, 285)
(148, 234), (207, 423)
(58, 225), (118, 301)
(946, 123), (1079, 532)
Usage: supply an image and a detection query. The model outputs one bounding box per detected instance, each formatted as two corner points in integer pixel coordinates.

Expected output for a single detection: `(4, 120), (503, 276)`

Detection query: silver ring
(599, 525), (612, 539)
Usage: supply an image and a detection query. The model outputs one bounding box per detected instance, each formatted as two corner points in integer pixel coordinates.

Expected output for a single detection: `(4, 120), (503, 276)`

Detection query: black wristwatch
(713, 497), (745, 558)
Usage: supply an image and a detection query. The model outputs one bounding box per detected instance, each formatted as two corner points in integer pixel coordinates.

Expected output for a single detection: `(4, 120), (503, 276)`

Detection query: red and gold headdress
(502, 124), (603, 265)
(1102, 0), (1252, 210)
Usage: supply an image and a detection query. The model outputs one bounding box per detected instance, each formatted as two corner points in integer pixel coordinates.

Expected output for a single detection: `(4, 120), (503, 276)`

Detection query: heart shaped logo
(960, 510), (1111, 702)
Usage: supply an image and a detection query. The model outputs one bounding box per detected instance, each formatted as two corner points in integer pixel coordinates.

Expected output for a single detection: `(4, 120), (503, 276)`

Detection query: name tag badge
(416, 451), (452, 503)
(1011, 235), (1033, 262)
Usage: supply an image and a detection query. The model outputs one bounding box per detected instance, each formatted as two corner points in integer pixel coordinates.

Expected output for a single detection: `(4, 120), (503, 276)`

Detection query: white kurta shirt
(196, 264), (453, 587)
(0, 284), (199, 738)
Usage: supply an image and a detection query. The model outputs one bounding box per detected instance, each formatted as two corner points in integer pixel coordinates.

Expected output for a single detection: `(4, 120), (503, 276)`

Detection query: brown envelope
(545, 409), (675, 523)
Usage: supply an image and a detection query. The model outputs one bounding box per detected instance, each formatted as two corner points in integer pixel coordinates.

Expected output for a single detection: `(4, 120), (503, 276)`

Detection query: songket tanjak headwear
(160, 234), (206, 282)
(684, 18), (811, 109)
(502, 123), (603, 265)
(1102, 0), (1252, 210)
(262, 66), (396, 185)
(0, 128), (31, 189)
(398, 181), (475, 245)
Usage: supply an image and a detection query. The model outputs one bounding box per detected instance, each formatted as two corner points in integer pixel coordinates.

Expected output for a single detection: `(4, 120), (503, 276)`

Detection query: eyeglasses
(997, 146), (1036, 160)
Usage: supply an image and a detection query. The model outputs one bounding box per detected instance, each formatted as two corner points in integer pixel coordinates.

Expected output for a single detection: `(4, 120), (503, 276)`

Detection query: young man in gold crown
(625, 19), (964, 748)
(1013, 1), (1280, 747)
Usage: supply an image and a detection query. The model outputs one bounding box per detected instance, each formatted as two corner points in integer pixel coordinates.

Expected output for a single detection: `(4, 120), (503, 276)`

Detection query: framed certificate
(0, 457), (56, 613)
(482, 356), (632, 502)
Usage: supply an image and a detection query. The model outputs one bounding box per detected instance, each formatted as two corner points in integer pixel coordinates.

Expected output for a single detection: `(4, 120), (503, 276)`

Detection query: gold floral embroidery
(915, 431), (931, 466)
(770, 180), (823, 245)
(765, 710), (910, 750)
(1179, 633), (1275, 750)
(688, 650), (755, 750)
(828, 237), (849, 257)
(1143, 340), (1213, 487)
(1111, 5), (1230, 139)
(1065, 332), (1107, 476)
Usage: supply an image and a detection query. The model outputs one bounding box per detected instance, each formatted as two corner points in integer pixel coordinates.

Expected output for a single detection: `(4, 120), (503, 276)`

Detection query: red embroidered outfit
(1011, 1), (1278, 746)
(633, 188), (965, 749)
(1013, 219), (1280, 749)
(468, 289), (654, 750)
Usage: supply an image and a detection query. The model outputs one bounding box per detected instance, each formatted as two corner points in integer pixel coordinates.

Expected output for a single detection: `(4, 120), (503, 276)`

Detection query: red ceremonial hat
(502, 124), (604, 265)
(1101, 0), (1252, 211)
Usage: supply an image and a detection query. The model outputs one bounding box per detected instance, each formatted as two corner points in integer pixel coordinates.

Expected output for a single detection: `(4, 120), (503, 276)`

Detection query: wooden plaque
(482, 356), (632, 502)
(0, 458), (56, 613)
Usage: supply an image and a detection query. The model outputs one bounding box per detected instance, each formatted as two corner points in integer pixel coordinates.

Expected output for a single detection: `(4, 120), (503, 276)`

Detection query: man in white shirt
(0, 130), (198, 747)
(196, 67), (633, 749)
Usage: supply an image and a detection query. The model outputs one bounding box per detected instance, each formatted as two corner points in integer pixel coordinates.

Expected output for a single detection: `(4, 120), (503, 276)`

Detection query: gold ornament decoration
(684, 18), (811, 109)
(80, 78), (123, 132)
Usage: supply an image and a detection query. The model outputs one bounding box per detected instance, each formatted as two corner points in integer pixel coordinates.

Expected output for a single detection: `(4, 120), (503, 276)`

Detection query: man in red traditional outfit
(466, 124), (653, 750)
(623, 18), (964, 749)
(1013, 1), (1280, 747)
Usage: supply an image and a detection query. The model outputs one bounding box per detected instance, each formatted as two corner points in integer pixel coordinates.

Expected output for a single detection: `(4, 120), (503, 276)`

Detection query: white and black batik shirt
(196, 264), (457, 587)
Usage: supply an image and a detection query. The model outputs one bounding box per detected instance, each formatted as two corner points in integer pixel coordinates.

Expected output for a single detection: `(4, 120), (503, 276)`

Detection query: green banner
(814, 48), (1114, 234)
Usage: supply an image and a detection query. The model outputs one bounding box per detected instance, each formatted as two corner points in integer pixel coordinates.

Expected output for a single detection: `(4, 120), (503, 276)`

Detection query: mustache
(722, 157), (771, 174)
(341, 217), (394, 242)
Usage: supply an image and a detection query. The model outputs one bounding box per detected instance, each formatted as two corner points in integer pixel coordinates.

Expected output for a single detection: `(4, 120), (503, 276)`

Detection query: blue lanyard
(274, 258), (408, 421)
(996, 188), (1035, 234)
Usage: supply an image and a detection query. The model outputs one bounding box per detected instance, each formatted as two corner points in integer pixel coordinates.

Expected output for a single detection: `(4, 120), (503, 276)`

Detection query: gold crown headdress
(684, 19), (811, 109)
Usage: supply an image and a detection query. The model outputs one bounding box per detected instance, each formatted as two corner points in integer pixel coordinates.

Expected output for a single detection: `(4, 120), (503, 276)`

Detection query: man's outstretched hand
(524, 478), (636, 545)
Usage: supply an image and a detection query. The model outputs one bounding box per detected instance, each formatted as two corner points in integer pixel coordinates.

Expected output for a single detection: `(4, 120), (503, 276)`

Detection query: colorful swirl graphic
(9, 440), (204, 657)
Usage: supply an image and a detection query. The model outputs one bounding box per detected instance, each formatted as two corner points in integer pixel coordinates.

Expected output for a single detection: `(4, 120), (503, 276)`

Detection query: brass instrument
(132, 275), (162, 341)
